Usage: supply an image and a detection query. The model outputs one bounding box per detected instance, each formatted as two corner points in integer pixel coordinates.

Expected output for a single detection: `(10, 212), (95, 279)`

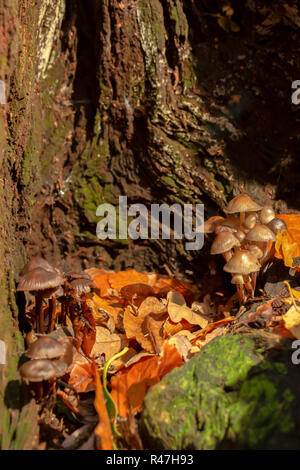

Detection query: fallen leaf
(68, 363), (95, 393)
(110, 343), (183, 418)
(168, 334), (192, 361)
(283, 305), (300, 339)
(91, 327), (127, 362)
(275, 214), (300, 271)
(93, 362), (114, 450)
(168, 302), (208, 328)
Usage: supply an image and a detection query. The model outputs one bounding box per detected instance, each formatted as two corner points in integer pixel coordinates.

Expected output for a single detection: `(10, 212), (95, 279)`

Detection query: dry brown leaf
(141, 313), (167, 354)
(124, 350), (155, 367)
(168, 334), (192, 361)
(87, 293), (124, 331)
(163, 318), (184, 337)
(168, 302), (208, 328)
(68, 363), (95, 393)
(91, 326), (128, 362)
(166, 290), (186, 306)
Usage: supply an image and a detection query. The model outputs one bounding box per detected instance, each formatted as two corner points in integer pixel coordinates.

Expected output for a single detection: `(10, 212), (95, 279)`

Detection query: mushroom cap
(224, 250), (261, 274)
(70, 278), (97, 296)
(220, 215), (240, 229)
(210, 231), (240, 255)
(243, 213), (258, 230)
(235, 229), (246, 243)
(26, 336), (65, 360)
(19, 358), (67, 382)
(66, 271), (93, 281)
(267, 218), (287, 234)
(225, 194), (262, 214)
(246, 224), (276, 242)
(231, 274), (245, 285)
(248, 244), (264, 259)
(17, 267), (64, 292)
(260, 206), (276, 225)
(20, 257), (62, 277)
(204, 216), (224, 234)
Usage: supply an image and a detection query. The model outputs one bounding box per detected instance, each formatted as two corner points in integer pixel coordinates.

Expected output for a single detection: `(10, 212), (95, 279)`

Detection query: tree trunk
(0, 0), (299, 448)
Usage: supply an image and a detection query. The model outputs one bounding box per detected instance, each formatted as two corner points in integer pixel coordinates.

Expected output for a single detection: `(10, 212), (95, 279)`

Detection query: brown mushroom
(267, 217), (287, 234)
(260, 206), (276, 225)
(19, 358), (68, 399)
(224, 250), (260, 303)
(210, 231), (240, 262)
(26, 336), (65, 360)
(246, 224), (276, 262)
(204, 216), (224, 234)
(225, 194), (262, 228)
(243, 213), (258, 231)
(17, 267), (64, 334)
(230, 274), (246, 305)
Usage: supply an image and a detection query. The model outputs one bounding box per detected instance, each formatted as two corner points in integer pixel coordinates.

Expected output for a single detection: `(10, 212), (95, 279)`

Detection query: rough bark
(0, 0), (300, 448)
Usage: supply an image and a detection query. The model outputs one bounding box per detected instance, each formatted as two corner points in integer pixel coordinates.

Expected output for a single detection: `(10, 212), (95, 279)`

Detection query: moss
(142, 333), (300, 450)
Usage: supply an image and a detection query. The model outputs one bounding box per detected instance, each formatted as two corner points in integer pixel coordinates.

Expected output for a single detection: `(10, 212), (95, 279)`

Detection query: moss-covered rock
(141, 332), (300, 450)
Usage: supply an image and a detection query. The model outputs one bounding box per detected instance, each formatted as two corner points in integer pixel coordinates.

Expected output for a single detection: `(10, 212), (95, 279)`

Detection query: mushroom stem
(239, 211), (245, 229)
(32, 381), (43, 400)
(251, 271), (258, 293)
(49, 296), (56, 333)
(222, 251), (233, 263)
(243, 275), (253, 297)
(236, 283), (246, 305)
(35, 292), (44, 334)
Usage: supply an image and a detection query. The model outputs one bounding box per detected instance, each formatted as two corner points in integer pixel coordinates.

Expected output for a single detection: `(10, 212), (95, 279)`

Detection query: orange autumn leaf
(93, 362), (114, 450)
(110, 343), (183, 418)
(68, 362), (95, 393)
(275, 214), (300, 271)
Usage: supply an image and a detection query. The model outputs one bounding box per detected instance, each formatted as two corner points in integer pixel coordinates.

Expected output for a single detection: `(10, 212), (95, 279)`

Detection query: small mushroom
(243, 213), (258, 231)
(17, 266), (64, 334)
(260, 205), (276, 225)
(246, 223), (276, 263)
(26, 336), (65, 360)
(267, 217), (287, 234)
(224, 250), (261, 303)
(210, 231), (240, 262)
(230, 274), (246, 305)
(204, 216), (224, 234)
(225, 194), (262, 228)
(19, 358), (68, 399)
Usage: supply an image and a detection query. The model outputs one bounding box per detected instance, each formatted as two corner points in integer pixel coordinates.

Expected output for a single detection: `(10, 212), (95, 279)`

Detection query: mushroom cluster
(19, 335), (73, 399)
(17, 257), (96, 334)
(205, 194), (287, 305)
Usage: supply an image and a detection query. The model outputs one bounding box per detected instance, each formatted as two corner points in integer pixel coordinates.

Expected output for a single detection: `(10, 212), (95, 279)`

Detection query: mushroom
(223, 250), (261, 303)
(230, 274), (246, 305)
(204, 216), (224, 234)
(220, 215), (240, 230)
(246, 223), (276, 262)
(248, 244), (264, 260)
(225, 194), (262, 228)
(17, 266), (64, 334)
(26, 336), (65, 360)
(267, 217), (287, 235)
(243, 213), (258, 231)
(20, 334), (74, 399)
(62, 272), (96, 326)
(234, 229), (246, 244)
(210, 231), (240, 262)
(19, 358), (68, 399)
(260, 205), (276, 225)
